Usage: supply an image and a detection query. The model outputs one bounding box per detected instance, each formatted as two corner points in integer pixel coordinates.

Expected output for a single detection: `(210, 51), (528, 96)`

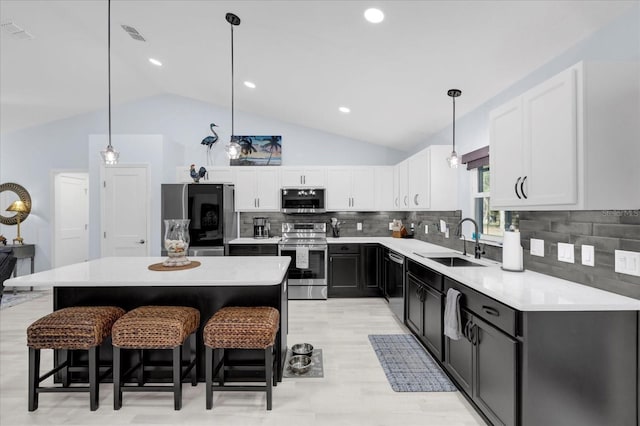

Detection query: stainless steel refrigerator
(161, 184), (236, 256)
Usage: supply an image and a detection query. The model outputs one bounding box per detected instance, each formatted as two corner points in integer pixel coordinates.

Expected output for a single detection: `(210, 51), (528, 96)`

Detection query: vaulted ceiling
(0, 1), (634, 149)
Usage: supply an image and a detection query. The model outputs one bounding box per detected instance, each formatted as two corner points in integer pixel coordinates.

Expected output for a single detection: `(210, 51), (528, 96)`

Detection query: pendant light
(446, 89), (461, 168)
(224, 13), (242, 160)
(100, 0), (119, 165)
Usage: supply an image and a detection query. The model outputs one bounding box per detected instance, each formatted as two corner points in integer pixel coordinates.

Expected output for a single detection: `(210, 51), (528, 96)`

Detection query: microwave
(281, 188), (326, 214)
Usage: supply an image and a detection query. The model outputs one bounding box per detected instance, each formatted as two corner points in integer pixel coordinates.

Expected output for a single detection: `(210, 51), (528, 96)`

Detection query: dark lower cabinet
(473, 315), (517, 426)
(405, 260), (444, 362)
(328, 244), (380, 297)
(444, 309), (473, 396)
(361, 244), (380, 296)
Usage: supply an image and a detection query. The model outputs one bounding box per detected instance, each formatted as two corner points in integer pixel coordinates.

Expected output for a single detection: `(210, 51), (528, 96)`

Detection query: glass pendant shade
(101, 144), (119, 165)
(447, 150), (459, 168)
(225, 137), (242, 160)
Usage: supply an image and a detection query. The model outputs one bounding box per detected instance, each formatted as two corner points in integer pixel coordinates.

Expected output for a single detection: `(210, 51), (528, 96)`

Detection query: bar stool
(27, 306), (126, 411)
(111, 305), (199, 410)
(203, 306), (279, 410)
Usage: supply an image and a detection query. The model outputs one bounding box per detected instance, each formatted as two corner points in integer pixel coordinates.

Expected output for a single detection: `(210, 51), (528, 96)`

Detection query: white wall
(409, 4), (640, 235)
(0, 94), (405, 272)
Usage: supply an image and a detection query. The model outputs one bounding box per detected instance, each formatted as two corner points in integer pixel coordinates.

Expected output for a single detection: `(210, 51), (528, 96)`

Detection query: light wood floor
(0, 290), (485, 425)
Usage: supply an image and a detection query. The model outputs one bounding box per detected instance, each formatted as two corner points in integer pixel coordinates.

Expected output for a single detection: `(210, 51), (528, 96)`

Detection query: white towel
(444, 288), (463, 340)
(296, 247), (309, 269)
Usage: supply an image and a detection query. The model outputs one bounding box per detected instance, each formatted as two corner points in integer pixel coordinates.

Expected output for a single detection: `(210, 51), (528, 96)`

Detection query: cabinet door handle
(404, 196), (408, 206)
(471, 324), (479, 346)
(515, 177), (522, 199)
(137, 239), (145, 244)
(521, 176), (528, 199)
(419, 287), (427, 302)
(464, 320), (474, 343)
(482, 306), (500, 316)
(414, 194), (419, 205)
(394, 197), (399, 207)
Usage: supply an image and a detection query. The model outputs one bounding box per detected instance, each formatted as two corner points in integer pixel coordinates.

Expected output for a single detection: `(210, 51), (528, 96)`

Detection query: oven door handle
(279, 245), (327, 251)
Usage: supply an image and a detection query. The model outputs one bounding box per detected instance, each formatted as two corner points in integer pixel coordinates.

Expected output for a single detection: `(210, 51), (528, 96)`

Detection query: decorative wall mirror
(0, 183), (32, 225)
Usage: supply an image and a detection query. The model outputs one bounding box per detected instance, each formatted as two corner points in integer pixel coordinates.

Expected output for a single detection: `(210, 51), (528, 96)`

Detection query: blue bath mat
(368, 334), (456, 392)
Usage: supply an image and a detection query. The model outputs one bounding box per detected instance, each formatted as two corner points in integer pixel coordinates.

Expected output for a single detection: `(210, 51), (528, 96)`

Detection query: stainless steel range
(278, 223), (327, 300)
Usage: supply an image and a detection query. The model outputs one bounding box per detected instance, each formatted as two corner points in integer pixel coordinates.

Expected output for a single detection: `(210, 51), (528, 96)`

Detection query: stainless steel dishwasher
(386, 251), (405, 322)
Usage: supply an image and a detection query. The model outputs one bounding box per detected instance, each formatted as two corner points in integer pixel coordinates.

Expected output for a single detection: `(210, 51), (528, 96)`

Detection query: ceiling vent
(121, 24), (146, 42)
(1, 21), (35, 40)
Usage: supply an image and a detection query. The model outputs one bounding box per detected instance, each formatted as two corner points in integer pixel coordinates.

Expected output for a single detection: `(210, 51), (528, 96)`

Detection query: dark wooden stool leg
(272, 346), (278, 387)
(265, 346), (273, 411)
(28, 347), (40, 411)
(205, 346), (213, 410)
(189, 334), (197, 386)
(113, 347), (122, 410)
(137, 349), (144, 386)
(88, 346), (98, 411)
(173, 346), (182, 410)
(60, 349), (70, 387)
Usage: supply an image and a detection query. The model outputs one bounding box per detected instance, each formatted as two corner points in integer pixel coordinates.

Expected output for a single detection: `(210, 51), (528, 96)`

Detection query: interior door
(102, 165), (149, 256)
(53, 172), (89, 267)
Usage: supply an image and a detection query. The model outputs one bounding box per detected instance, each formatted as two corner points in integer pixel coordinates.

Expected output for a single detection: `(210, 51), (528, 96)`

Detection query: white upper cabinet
(280, 167), (326, 187)
(374, 166), (395, 211)
(393, 146), (458, 211)
(394, 160), (409, 210)
(490, 61), (640, 210)
(234, 167), (280, 211)
(326, 167), (375, 211)
(408, 150), (430, 209)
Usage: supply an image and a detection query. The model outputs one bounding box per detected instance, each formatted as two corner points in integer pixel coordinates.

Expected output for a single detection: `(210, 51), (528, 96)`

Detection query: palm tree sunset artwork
(230, 136), (282, 166)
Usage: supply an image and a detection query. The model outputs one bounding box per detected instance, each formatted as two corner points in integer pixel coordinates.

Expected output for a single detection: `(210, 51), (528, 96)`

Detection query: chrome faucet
(455, 218), (484, 259)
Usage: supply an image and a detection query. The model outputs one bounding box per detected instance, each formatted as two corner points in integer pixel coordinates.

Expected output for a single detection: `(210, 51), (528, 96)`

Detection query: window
(473, 166), (519, 240)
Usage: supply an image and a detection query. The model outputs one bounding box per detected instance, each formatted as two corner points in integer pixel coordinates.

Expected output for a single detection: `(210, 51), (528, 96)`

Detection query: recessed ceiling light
(148, 58), (162, 66)
(244, 81), (256, 89)
(364, 8), (384, 24)
(339, 106), (351, 114)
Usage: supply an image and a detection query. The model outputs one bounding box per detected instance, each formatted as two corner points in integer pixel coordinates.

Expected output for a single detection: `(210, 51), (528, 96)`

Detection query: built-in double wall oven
(278, 223), (328, 300)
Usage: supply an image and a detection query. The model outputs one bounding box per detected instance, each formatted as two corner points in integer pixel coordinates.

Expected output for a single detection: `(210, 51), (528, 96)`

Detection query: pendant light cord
(452, 95), (455, 152)
(230, 21), (235, 138)
(107, 0), (112, 149)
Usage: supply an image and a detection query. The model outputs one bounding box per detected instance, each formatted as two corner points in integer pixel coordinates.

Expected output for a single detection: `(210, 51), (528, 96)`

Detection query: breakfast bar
(5, 256), (291, 382)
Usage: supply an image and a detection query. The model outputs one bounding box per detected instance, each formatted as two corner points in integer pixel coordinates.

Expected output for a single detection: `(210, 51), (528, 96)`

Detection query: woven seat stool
(203, 306), (280, 410)
(27, 306), (125, 411)
(111, 305), (199, 410)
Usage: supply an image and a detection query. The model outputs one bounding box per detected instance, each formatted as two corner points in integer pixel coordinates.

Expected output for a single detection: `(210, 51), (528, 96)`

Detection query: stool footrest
(37, 386), (91, 393)
(120, 385), (179, 393)
(211, 385), (268, 392)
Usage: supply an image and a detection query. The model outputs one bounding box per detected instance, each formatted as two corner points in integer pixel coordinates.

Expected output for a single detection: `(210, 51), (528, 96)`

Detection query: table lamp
(6, 200), (29, 245)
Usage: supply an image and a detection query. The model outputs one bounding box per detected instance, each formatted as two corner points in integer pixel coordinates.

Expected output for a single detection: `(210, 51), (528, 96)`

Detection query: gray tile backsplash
(240, 209), (640, 299)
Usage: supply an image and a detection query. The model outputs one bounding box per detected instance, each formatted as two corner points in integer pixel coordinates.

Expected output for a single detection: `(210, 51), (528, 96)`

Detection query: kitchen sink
(413, 253), (486, 267)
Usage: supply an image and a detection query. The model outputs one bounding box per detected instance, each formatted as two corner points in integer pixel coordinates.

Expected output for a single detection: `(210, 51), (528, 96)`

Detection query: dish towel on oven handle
(296, 246), (309, 269)
(444, 288), (463, 340)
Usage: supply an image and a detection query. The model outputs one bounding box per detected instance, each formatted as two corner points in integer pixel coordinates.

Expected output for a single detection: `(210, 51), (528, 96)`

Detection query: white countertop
(229, 237), (281, 245)
(328, 236), (640, 312)
(5, 256), (291, 288)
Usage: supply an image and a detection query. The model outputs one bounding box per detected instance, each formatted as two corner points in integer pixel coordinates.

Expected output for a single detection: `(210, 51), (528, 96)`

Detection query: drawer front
(407, 259), (443, 292)
(229, 244), (278, 256)
(329, 244), (360, 254)
(444, 277), (517, 336)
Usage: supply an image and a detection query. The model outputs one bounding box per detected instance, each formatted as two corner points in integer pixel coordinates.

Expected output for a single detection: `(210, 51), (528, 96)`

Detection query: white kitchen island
(6, 256), (291, 382)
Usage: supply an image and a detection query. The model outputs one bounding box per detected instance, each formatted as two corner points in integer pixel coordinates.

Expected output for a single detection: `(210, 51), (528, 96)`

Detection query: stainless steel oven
(278, 223), (327, 300)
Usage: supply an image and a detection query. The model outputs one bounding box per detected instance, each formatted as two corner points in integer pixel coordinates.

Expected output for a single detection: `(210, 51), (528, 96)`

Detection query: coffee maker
(253, 217), (270, 239)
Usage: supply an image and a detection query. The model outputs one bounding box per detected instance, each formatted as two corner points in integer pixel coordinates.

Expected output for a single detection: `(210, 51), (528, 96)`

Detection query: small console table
(2, 244), (35, 292)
